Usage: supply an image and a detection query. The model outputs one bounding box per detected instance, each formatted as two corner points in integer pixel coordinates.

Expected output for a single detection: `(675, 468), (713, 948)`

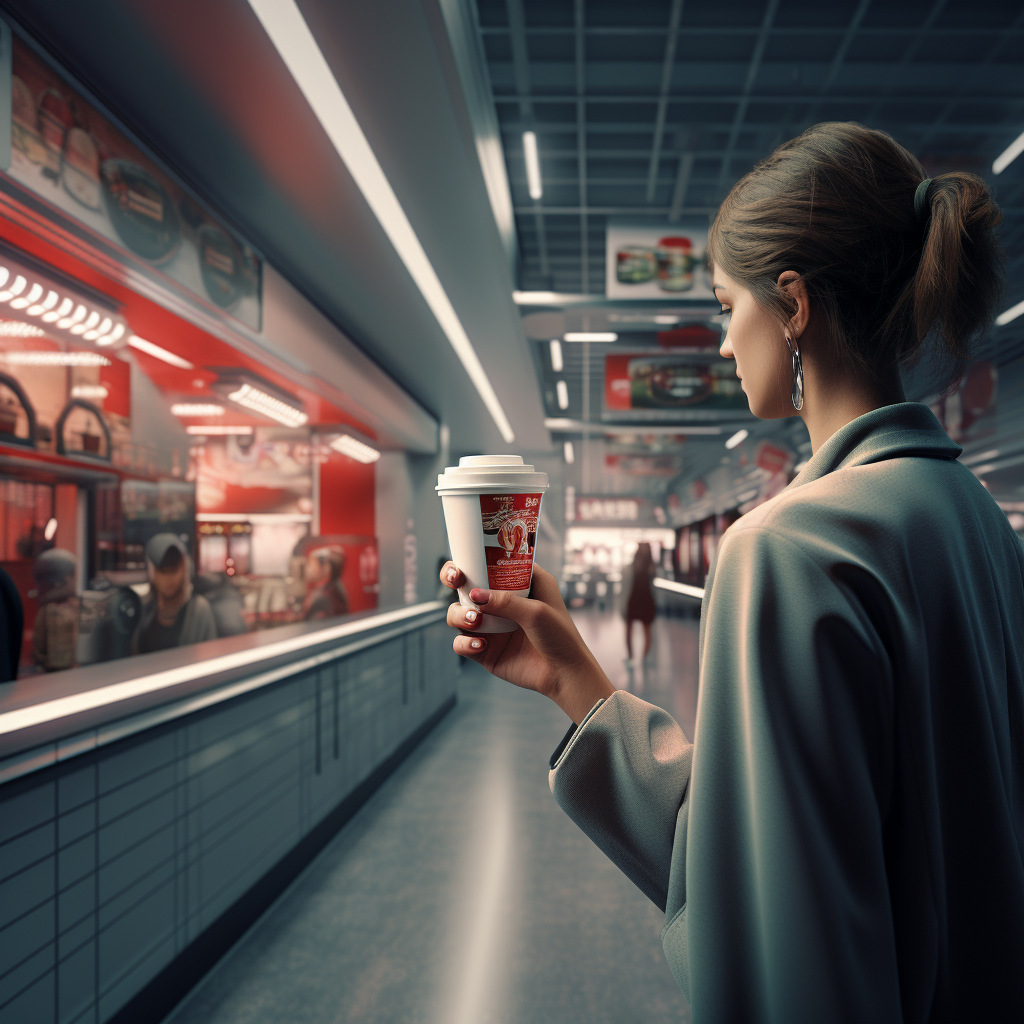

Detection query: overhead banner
(606, 221), (715, 300)
(6, 37), (262, 329)
(604, 352), (747, 414)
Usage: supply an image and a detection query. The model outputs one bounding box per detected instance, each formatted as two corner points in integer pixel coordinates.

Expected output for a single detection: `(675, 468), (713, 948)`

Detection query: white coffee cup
(436, 456), (549, 632)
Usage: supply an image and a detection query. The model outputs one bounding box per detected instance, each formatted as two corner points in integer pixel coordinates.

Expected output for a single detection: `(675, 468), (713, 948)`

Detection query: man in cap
(134, 534), (217, 654)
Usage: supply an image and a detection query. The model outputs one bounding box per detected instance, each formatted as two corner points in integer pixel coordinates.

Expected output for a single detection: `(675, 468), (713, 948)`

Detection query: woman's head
(633, 542), (652, 569)
(708, 122), (1003, 417)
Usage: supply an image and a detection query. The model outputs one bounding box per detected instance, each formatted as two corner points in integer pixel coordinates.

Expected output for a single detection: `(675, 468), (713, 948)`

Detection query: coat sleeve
(678, 524), (902, 1023)
(548, 689), (693, 912)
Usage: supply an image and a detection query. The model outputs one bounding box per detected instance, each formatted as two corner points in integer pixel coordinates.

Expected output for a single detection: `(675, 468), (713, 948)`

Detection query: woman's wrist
(547, 660), (616, 724)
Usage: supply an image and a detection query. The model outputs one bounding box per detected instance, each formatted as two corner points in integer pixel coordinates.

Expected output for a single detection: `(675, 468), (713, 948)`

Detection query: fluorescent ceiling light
(550, 339), (563, 372)
(247, 0), (514, 445)
(0, 321), (46, 337)
(129, 335), (194, 369)
(564, 440), (575, 464)
(543, 417), (723, 435)
(512, 291), (597, 305)
(2, 350), (110, 366)
(523, 131), (542, 200)
(186, 425), (254, 435)
(993, 129), (1024, 175)
(71, 384), (109, 400)
(654, 315), (681, 324)
(725, 428), (748, 450)
(564, 332), (617, 342)
(556, 380), (569, 410)
(330, 433), (381, 463)
(228, 382), (308, 427)
(996, 299), (1024, 326)
(171, 403), (225, 417)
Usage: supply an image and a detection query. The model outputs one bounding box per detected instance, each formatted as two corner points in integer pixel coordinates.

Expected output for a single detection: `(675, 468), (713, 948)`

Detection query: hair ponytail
(708, 123), (1004, 394)
(909, 173), (1003, 384)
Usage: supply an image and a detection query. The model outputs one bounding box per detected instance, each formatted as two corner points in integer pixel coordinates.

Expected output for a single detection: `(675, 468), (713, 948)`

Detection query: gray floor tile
(168, 611), (697, 1024)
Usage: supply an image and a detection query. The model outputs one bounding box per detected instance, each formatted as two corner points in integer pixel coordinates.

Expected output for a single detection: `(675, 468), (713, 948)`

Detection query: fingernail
(470, 589), (489, 604)
(470, 639), (482, 650)
(446, 568), (457, 583)
(464, 609), (478, 624)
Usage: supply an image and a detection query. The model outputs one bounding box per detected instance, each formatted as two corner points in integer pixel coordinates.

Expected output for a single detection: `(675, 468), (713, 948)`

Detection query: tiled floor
(166, 609), (698, 1024)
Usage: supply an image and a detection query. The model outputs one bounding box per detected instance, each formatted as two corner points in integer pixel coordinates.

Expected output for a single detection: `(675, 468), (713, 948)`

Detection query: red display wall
(319, 449), (375, 536)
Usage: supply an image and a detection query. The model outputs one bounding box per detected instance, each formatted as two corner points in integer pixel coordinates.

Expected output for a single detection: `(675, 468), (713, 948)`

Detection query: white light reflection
(440, 747), (512, 1024)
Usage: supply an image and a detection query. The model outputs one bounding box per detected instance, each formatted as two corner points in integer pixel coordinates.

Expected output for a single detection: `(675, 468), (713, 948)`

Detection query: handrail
(653, 578), (705, 600)
(0, 601), (446, 740)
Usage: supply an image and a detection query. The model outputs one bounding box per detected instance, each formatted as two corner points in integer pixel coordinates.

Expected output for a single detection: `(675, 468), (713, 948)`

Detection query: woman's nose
(719, 335), (733, 359)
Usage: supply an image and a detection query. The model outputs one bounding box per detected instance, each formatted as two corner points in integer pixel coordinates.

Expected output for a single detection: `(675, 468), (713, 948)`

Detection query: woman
(623, 541), (656, 668)
(440, 122), (1024, 1022)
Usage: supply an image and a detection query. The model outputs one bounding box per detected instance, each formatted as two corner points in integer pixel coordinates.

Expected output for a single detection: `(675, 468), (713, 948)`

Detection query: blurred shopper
(302, 546), (349, 620)
(134, 534), (216, 654)
(442, 123), (1024, 1021)
(31, 548), (79, 672)
(0, 565), (23, 682)
(623, 542), (656, 667)
(194, 572), (248, 637)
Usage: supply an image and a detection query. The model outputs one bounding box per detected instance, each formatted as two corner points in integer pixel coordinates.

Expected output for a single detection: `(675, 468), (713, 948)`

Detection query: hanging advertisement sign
(606, 221), (715, 300)
(604, 352), (746, 414)
(5, 37), (262, 329)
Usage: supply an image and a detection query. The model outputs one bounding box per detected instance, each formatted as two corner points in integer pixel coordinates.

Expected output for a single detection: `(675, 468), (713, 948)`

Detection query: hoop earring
(786, 335), (804, 411)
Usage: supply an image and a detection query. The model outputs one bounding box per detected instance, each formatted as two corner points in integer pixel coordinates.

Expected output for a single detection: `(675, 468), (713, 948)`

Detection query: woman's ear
(777, 270), (809, 339)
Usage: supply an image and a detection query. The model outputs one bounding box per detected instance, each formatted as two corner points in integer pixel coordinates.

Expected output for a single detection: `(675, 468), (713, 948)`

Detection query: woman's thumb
(470, 587), (538, 628)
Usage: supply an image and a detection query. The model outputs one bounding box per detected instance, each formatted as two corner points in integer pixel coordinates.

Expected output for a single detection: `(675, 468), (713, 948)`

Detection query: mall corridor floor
(167, 610), (698, 1024)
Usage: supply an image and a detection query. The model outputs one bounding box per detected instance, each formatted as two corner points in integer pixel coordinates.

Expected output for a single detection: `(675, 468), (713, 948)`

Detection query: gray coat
(550, 403), (1024, 1023)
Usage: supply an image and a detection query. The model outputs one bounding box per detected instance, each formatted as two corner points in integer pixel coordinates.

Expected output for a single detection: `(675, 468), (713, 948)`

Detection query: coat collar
(791, 402), (961, 489)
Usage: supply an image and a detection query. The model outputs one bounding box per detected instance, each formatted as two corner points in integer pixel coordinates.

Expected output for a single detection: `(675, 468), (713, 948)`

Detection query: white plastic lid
(436, 454), (549, 492)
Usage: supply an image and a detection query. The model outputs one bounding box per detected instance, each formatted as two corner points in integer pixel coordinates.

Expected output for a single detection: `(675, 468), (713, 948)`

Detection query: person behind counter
(134, 534), (217, 654)
(441, 122), (1023, 1021)
(32, 548), (79, 673)
(302, 546), (349, 620)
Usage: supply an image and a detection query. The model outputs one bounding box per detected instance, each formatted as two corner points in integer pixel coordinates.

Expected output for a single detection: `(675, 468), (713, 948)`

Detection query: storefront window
(0, 301), (381, 680)
(0, 30), (382, 680)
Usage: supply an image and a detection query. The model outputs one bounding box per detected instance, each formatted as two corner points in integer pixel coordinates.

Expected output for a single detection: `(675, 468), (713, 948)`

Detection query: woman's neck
(801, 365), (906, 454)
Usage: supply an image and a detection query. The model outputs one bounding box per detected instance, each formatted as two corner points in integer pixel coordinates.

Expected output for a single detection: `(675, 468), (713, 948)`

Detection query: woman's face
(713, 268), (794, 420)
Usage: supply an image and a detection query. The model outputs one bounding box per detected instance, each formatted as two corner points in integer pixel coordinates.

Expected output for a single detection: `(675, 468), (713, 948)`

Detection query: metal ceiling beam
(575, 0), (588, 292)
(645, 0), (685, 203)
(492, 92), (1023, 105)
(861, 0), (952, 125)
(515, 204), (1024, 217)
(714, 0), (780, 197)
(504, 0), (549, 280)
(479, 26), (1024, 38)
(669, 150), (695, 223)
(914, 7), (1024, 153)
(515, 205), (717, 215)
(796, 0), (873, 133)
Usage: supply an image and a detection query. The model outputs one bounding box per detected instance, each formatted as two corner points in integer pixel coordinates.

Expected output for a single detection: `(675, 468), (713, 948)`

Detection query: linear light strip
(0, 602), (446, 738)
(652, 578), (705, 600)
(995, 299), (1024, 326)
(993, 129), (1024, 175)
(247, 0), (515, 444)
(128, 334), (194, 369)
(523, 131), (542, 200)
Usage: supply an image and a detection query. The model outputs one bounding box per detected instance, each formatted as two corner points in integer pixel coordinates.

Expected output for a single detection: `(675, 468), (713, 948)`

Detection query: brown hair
(707, 122), (1003, 392)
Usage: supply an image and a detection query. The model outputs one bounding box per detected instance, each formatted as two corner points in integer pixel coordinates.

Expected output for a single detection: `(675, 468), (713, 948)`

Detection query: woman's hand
(439, 561), (615, 724)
